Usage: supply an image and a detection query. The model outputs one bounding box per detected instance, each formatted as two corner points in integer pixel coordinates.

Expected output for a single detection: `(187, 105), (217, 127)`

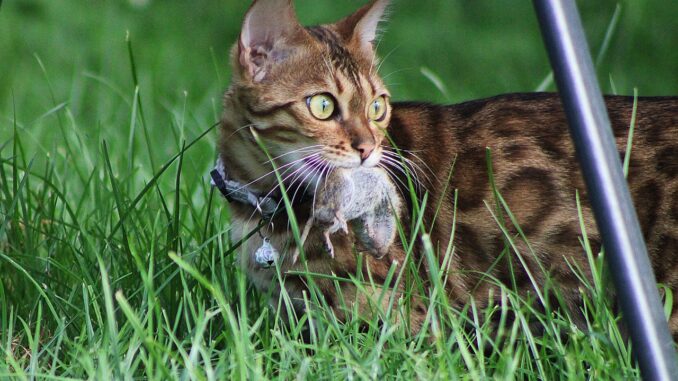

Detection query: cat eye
(307, 94), (336, 120)
(368, 96), (388, 122)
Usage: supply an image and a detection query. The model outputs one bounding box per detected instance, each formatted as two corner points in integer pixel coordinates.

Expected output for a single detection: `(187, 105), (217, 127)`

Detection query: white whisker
(380, 67), (414, 81)
(227, 152), (322, 197)
(284, 160), (324, 231)
(380, 155), (429, 195)
(289, 158), (323, 206)
(382, 147), (437, 181)
(374, 44), (401, 75)
(239, 152), (322, 225)
(381, 149), (436, 185)
(262, 145), (323, 164)
(378, 163), (409, 199)
(312, 162), (333, 217)
(224, 123), (255, 141)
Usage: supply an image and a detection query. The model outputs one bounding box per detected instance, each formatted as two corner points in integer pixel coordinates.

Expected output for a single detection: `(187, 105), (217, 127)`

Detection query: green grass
(1, 0), (677, 379)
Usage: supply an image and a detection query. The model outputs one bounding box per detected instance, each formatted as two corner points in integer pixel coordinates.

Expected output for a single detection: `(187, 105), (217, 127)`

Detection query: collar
(210, 157), (280, 219)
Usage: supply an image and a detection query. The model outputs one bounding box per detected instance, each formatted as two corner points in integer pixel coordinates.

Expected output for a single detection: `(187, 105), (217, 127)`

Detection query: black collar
(210, 158), (313, 220)
(210, 158), (279, 219)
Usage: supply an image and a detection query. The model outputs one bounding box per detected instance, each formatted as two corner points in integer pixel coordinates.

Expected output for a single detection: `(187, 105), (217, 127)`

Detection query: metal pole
(532, 0), (678, 379)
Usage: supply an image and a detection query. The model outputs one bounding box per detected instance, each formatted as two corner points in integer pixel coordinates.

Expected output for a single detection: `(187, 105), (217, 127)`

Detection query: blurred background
(1, 0), (676, 188)
(1, 0), (677, 127)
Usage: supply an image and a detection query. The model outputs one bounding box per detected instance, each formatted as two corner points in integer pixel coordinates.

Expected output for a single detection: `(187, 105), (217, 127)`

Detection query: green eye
(307, 94), (335, 120)
(368, 96), (387, 121)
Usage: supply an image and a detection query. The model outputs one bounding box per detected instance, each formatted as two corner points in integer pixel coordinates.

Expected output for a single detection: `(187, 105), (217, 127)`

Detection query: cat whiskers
(289, 156), (324, 205)
(235, 153), (322, 231)
(320, 54), (336, 81)
(226, 152), (321, 199)
(379, 154), (421, 187)
(277, 156), (322, 215)
(379, 150), (431, 195)
(283, 156), (328, 232)
(224, 123), (256, 140)
(261, 155), (332, 234)
(311, 160), (335, 217)
(372, 44), (400, 77)
(380, 67), (415, 82)
(379, 159), (424, 201)
(262, 144), (324, 164)
(247, 151), (329, 224)
(381, 146), (437, 182)
(377, 162), (410, 199)
(258, 152), (323, 201)
(289, 159), (335, 262)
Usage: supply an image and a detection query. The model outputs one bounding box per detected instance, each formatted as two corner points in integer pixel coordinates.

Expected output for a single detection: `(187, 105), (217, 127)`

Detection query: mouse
(295, 166), (402, 262)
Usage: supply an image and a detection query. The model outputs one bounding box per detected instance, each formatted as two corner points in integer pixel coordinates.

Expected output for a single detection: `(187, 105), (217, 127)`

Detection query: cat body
(217, 0), (678, 337)
(388, 93), (678, 334)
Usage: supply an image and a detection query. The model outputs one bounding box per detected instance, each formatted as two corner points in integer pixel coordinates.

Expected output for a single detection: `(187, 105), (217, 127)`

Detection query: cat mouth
(320, 152), (382, 169)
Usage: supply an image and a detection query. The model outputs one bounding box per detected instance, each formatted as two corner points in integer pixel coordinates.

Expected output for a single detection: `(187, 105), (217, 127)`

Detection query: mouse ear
(334, 0), (390, 57)
(238, 0), (305, 82)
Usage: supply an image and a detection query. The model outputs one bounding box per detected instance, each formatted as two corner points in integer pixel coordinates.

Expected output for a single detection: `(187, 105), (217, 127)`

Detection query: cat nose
(352, 141), (375, 162)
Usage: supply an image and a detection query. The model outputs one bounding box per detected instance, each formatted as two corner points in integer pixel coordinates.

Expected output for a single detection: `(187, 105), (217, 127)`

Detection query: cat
(216, 0), (678, 337)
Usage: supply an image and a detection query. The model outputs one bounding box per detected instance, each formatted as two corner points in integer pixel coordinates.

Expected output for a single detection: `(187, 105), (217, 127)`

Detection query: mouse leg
(334, 211), (349, 234)
(323, 229), (335, 258)
(292, 218), (315, 264)
(324, 210), (348, 235)
(322, 210), (350, 258)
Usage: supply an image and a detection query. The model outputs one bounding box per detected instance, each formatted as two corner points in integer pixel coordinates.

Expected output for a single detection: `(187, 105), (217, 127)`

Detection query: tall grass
(1, 1), (676, 379)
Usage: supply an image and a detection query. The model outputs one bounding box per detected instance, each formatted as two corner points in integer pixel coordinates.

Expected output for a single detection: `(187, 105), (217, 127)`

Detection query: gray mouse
(296, 167), (402, 262)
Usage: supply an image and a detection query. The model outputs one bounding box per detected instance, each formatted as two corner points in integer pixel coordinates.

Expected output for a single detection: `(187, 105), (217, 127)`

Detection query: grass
(1, 0), (677, 379)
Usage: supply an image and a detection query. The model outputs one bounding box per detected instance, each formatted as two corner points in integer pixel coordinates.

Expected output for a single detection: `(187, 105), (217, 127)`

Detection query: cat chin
(327, 155), (382, 169)
(361, 153), (382, 168)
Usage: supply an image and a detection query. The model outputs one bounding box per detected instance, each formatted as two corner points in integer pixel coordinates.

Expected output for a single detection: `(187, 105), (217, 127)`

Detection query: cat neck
(217, 112), (317, 221)
(218, 113), (280, 195)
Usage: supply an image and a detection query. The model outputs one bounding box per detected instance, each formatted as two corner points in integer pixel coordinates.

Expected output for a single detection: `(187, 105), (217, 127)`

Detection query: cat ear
(336, 0), (389, 55)
(238, 0), (302, 82)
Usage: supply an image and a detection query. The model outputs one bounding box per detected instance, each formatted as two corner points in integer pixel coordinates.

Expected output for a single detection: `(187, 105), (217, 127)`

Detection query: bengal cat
(216, 0), (678, 337)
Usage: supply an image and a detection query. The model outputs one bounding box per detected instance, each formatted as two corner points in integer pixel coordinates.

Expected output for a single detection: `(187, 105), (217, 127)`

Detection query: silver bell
(254, 238), (279, 268)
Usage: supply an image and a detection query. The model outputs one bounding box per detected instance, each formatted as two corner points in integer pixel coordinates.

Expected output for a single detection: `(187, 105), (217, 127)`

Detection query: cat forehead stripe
(246, 101), (295, 117)
(306, 26), (363, 89)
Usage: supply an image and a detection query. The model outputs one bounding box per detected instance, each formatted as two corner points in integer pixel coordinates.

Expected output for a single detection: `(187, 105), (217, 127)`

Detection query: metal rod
(532, 0), (678, 379)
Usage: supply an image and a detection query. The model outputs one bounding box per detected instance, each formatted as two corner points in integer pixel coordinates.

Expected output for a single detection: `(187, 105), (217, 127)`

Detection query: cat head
(222, 0), (391, 182)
